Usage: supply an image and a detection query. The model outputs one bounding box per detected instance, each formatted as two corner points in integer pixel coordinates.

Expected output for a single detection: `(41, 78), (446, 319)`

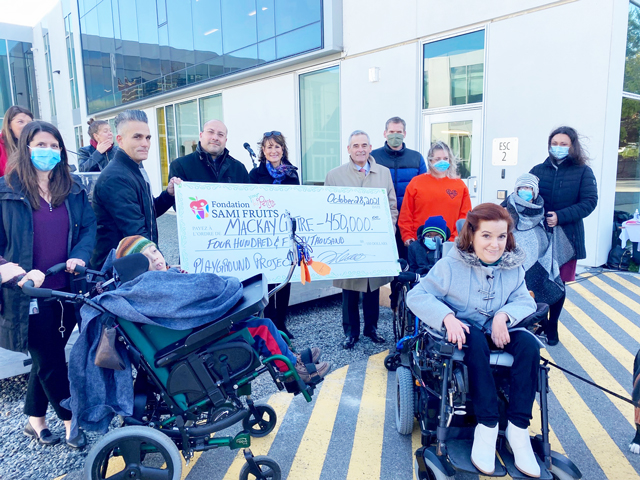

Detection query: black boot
(545, 291), (565, 346)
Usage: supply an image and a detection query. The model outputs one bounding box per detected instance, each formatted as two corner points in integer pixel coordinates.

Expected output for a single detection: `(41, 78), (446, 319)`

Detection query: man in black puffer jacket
(169, 120), (250, 187)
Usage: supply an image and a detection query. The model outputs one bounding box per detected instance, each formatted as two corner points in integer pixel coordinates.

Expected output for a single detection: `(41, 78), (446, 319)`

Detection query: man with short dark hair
(168, 119), (250, 184)
(371, 116), (426, 259)
(92, 109), (181, 268)
(325, 130), (398, 349)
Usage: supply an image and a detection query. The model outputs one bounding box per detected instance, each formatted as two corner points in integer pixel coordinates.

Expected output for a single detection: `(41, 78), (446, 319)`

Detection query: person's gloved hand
(397, 271), (419, 284)
(397, 258), (409, 272)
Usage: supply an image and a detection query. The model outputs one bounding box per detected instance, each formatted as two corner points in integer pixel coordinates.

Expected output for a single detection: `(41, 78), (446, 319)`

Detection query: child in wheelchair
(407, 203), (543, 478)
(115, 235), (330, 385)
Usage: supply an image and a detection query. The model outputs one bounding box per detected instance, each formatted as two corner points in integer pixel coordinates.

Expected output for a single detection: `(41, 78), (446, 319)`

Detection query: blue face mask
(423, 237), (437, 250)
(549, 145), (569, 160)
(30, 147), (62, 171)
(433, 160), (450, 172)
(517, 189), (533, 202)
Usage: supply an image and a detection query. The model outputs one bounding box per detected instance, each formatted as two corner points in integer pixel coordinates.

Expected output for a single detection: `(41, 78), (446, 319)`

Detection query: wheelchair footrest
(497, 443), (553, 480)
(446, 439), (507, 476)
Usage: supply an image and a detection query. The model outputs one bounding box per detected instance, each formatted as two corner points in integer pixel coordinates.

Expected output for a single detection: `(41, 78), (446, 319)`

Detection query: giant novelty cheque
(175, 182), (400, 284)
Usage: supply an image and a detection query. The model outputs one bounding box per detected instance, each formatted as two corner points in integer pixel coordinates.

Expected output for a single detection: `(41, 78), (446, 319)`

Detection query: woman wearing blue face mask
(399, 141), (471, 247)
(0, 121), (96, 449)
(529, 126), (598, 345)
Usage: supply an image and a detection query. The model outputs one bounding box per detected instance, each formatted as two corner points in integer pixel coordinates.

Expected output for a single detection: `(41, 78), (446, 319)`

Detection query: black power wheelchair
(386, 300), (582, 480)
(21, 215), (317, 480)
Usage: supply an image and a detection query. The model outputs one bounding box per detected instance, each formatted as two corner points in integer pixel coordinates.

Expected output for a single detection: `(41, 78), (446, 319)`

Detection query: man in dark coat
(168, 120), (250, 186)
(371, 116), (426, 260)
(91, 110), (180, 269)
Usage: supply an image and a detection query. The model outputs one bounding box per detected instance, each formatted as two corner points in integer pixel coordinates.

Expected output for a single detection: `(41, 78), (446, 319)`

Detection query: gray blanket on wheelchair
(61, 267), (243, 438)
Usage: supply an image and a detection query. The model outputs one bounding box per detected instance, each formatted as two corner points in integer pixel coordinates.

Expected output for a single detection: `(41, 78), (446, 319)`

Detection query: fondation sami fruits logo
(189, 197), (209, 220)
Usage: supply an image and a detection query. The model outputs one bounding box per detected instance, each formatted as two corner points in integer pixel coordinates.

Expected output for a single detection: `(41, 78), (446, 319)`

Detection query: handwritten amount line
(221, 232), (390, 236)
(195, 245), (363, 252)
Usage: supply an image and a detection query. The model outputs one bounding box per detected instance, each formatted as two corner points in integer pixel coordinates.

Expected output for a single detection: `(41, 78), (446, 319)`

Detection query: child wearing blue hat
(397, 215), (450, 285)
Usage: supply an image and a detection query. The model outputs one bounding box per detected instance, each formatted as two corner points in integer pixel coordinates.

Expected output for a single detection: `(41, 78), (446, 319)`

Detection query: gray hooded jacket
(406, 245), (536, 333)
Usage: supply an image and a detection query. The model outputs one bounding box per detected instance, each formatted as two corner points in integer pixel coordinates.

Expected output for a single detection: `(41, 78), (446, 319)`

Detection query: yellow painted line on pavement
(556, 321), (634, 426)
(545, 349), (638, 479)
(563, 299), (634, 373)
(606, 272), (640, 297)
(346, 350), (388, 480)
(570, 282), (640, 341)
(588, 276), (640, 323)
(288, 365), (349, 480)
(180, 451), (203, 480)
(222, 391), (292, 480)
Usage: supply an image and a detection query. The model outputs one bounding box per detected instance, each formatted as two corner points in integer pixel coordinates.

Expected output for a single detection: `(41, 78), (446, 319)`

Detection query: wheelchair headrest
(113, 254), (150, 284)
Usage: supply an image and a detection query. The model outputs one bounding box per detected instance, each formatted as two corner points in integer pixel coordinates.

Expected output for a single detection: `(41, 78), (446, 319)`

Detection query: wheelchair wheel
(384, 353), (400, 371)
(420, 459), (454, 480)
(550, 467), (580, 480)
(84, 426), (182, 480)
(395, 366), (415, 435)
(243, 405), (277, 438)
(239, 455), (281, 480)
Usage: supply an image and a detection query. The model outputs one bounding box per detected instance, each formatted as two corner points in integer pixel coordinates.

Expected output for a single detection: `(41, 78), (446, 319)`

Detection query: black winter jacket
(169, 144), (250, 185)
(92, 149), (174, 268)
(0, 175), (96, 353)
(78, 144), (118, 172)
(249, 160), (300, 185)
(407, 240), (438, 277)
(371, 142), (427, 212)
(530, 156), (598, 260)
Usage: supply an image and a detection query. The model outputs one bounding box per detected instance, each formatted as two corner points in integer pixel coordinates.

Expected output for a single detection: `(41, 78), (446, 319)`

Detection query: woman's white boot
(506, 421), (540, 478)
(471, 423), (499, 475)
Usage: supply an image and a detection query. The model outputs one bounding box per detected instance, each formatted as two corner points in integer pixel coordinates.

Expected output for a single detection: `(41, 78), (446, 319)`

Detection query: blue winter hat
(421, 215), (449, 240)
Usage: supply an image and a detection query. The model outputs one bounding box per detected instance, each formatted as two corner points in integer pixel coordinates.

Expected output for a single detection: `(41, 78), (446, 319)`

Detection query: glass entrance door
(423, 108), (483, 205)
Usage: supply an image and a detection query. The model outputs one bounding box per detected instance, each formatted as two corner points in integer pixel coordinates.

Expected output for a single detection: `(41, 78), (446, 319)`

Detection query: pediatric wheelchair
(386, 306), (582, 480)
(21, 217), (318, 480)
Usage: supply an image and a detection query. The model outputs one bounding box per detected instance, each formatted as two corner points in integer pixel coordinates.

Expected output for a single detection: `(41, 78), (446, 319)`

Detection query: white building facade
(27, 0), (640, 268)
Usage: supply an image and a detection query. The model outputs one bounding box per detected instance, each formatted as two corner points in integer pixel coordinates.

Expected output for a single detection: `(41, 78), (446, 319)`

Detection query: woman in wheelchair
(116, 235), (330, 384)
(407, 203), (541, 478)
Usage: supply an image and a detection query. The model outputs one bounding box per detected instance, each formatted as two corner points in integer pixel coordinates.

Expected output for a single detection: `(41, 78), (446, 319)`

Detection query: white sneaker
(471, 423), (499, 475)
(506, 421), (541, 478)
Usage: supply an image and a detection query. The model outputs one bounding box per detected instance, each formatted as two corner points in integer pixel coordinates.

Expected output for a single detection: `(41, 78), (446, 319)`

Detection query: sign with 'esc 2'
(492, 137), (519, 166)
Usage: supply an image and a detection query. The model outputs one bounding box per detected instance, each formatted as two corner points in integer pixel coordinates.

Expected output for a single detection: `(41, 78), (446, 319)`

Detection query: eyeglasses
(263, 131), (282, 138)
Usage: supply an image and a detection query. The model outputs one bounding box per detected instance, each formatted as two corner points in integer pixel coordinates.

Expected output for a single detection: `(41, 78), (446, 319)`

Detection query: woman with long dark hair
(407, 203), (540, 477)
(0, 106), (34, 176)
(249, 131), (299, 338)
(0, 121), (96, 448)
(530, 126), (598, 345)
(78, 118), (117, 172)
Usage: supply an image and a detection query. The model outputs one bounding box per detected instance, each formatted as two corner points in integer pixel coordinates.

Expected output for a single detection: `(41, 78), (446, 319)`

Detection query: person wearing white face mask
(503, 174), (574, 345)
(529, 126), (598, 345)
(398, 140), (471, 247)
(0, 121), (96, 449)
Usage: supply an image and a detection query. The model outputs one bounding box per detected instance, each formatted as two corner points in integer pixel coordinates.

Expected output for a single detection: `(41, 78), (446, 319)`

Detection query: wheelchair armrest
(517, 303), (549, 330)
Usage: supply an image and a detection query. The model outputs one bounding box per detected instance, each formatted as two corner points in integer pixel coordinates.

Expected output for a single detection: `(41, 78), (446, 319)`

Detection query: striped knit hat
(421, 215), (448, 240)
(116, 235), (156, 259)
(514, 173), (539, 199)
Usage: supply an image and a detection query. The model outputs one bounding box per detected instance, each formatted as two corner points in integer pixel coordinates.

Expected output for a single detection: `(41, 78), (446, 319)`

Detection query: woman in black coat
(530, 126), (598, 345)
(249, 131), (300, 338)
(78, 118), (117, 172)
(0, 121), (96, 448)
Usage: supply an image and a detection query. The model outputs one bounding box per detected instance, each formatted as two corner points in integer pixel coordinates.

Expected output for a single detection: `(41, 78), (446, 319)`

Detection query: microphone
(243, 142), (256, 157)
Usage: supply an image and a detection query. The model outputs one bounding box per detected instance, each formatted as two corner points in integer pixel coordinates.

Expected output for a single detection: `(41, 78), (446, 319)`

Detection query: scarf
(266, 161), (297, 184)
(90, 138), (114, 153)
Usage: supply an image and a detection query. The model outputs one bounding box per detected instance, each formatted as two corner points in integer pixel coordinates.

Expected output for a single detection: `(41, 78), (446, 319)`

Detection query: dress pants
(24, 298), (77, 420)
(341, 286), (380, 338)
(465, 326), (540, 429)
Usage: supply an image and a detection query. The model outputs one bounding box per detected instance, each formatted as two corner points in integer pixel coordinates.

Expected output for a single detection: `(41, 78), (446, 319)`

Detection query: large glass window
(423, 31), (485, 110)
(157, 107), (170, 189)
(198, 94), (223, 129)
(79, 0), (323, 114)
(65, 14), (81, 110)
(43, 33), (57, 117)
(616, 4), (640, 215)
(0, 41), (11, 120)
(74, 125), (84, 151)
(299, 66), (340, 185)
(175, 99), (199, 157)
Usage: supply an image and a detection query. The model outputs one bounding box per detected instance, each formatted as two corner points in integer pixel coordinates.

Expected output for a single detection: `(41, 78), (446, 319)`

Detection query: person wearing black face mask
(529, 126), (598, 345)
